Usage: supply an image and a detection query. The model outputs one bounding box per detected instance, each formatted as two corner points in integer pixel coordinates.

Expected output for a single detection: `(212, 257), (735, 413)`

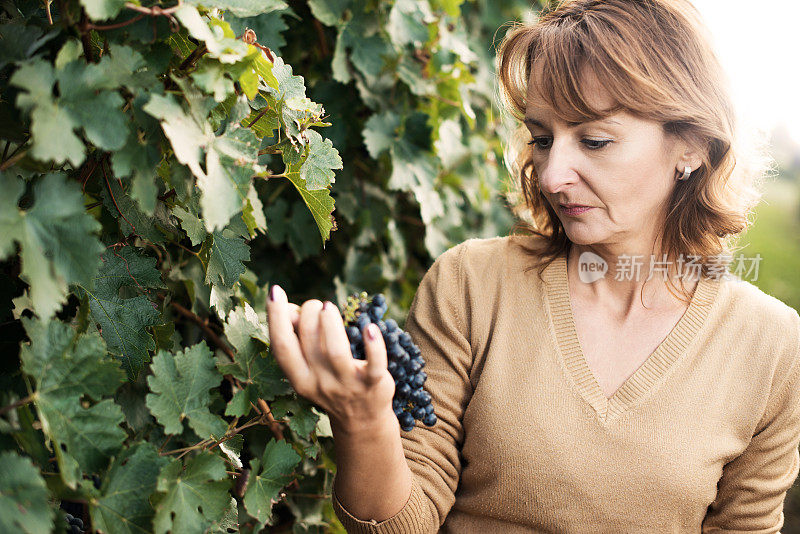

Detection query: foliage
(0, 0), (536, 531)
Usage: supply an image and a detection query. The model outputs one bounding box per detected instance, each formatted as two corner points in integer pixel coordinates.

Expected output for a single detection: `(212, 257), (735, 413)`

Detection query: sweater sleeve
(331, 241), (473, 533)
(702, 311), (800, 533)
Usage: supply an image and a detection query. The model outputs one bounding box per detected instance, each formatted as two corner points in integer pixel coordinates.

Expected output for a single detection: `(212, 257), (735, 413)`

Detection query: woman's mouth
(560, 205), (594, 216)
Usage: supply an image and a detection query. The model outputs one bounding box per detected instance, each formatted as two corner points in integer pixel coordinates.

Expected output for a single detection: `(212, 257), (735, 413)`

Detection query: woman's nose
(536, 139), (580, 194)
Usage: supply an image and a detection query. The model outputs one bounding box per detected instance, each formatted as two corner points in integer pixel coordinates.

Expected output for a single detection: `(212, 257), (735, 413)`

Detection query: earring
(677, 165), (692, 181)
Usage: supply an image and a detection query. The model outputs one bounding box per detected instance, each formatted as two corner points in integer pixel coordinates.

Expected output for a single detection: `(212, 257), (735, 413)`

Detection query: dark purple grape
(398, 331), (413, 348)
(412, 406), (426, 420)
(410, 372), (426, 389)
(423, 413), (437, 426)
(387, 360), (398, 373)
(410, 388), (425, 404)
(372, 294), (386, 308)
(346, 325), (361, 342)
(398, 411), (414, 430)
(390, 365), (407, 381)
(385, 318), (398, 332)
(406, 359), (422, 374)
(424, 404), (435, 415)
(395, 382), (411, 399)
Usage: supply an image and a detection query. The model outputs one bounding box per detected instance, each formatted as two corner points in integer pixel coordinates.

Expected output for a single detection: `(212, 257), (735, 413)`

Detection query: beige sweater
(331, 235), (800, 533)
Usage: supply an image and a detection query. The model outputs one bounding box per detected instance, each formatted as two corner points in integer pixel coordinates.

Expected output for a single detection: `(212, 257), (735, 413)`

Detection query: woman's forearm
(332, 409), (413, 521)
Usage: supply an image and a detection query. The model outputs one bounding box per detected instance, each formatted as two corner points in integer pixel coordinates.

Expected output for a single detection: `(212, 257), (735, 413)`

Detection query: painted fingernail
(269, 285), (278, 302)
(366, 323), (378, 341)
(323, 301), (331, 311)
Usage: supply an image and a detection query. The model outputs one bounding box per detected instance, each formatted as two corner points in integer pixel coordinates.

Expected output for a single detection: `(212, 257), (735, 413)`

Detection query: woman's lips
(560, 205), (593, 216)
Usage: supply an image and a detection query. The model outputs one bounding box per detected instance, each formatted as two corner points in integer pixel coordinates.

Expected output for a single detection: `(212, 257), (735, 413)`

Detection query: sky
(691, 0), (800, 146)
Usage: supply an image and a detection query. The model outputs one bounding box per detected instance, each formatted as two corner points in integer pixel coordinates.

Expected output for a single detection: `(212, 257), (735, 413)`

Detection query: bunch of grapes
(64, 513), (84, 534)
(342, 292), (437, 432)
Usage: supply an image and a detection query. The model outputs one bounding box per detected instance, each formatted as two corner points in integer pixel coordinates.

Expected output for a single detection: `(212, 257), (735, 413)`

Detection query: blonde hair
(495, 0), (773, 303)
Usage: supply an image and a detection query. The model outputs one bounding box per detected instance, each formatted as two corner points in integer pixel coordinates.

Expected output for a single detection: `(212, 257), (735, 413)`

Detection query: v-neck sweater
(331, 235), (800, 533)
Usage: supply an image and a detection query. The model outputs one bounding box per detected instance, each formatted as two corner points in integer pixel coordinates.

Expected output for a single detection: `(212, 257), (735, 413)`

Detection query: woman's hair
(495, 0), (773, 304)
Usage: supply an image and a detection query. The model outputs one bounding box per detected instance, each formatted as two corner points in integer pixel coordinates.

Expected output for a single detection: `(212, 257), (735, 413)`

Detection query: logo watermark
(576, 252), (762, 283)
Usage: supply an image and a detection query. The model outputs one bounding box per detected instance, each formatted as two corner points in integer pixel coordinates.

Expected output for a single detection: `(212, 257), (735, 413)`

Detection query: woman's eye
(526, 137), (612, 150)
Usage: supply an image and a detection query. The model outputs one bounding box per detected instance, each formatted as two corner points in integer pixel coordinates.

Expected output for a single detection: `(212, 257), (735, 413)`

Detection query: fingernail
(269, 285), (279, 302)
(366, 323), (378, 341)
(323, 301), (332, 311)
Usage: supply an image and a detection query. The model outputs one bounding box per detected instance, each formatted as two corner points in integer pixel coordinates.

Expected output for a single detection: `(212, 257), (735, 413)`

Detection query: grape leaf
(225, 9), (291, 53)
(0, 22), (59, 71)
(363, 110), (401, 159)
(189, 0), (287, 18)
(144, 86), (262, 232)
(80, 0), (127, 22)
(145, 342), (228, 439)
(0, 172), (104, 319)
(20, 318), (126, 487)
(173, 5), (249, 63)
(0, 451), (54, 534)
(243, 439), (301, 524)
(205, 228), (250, 289)
(153, 453), (231, 534)
(299, 129), (342, 190)
(83, 247), (164, 379)
(387, 0), (435, 48)
(218, 304), (291, 416)
(91, 443), (170, 534)
(307, 0), (349, 26)
(271, 397), (320, 439)
(285, 163), (336, 245)
(111, 133), (163, 215)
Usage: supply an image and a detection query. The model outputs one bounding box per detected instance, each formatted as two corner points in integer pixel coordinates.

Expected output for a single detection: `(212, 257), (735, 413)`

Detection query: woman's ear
(675, 137), (705, 174)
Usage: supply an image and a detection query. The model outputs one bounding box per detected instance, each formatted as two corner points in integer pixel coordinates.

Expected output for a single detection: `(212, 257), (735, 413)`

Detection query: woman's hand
(266, 284), (397, 434)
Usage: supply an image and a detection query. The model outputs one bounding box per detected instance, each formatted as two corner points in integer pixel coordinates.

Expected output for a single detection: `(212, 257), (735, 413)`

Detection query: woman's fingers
(297, 299), (325, 367)
(318, 301), (357, 379)
(266, 285), (313, 394)
(362, 323), (388, 386)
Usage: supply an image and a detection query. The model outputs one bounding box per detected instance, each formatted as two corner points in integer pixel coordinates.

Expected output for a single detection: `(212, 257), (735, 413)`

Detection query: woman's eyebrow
(523, 116), (622, 128)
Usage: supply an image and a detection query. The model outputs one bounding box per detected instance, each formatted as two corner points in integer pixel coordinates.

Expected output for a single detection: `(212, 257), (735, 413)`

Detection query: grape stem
(0, 394), (35, 416)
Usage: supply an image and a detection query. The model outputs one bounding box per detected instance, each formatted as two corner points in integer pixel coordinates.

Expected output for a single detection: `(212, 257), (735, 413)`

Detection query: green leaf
(242, 184), (267, 237)
(91, 443), (170, 534)
(387, 0), (434, 48)
(307, 0), (350, 26)
(20, 318), (126, 486)
(0, 22), (58, 71)
(0, 451), (54, 534)
(153, 453), (231, 534)
(205, 228), (250, 289)
(300, 129), (342, 190)
(243, 439), (300, 524)
(190, 0), (287, 18)
(191, 58), (235, 103)
(144, 89), (262, 232)
(145, 342), (228, 439)
(285, 164), (336, 245)
(143, 92), (212, 189)
(111, 134), (163, 215)
(80, 0), (127, 21)
(363, 110), (401, 159)
(226, 10), (291, 54)
(0, 172), (103, 320)
(83, 247), (164, 379)
(174, 206), (207, 246)
(271, 397), (319, 439)
(173, 5), (249, 63)
(217, 304), (291, 416)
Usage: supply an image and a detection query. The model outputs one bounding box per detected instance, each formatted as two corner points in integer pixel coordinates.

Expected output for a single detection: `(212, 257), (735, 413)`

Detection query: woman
(266, 0), (800, 531)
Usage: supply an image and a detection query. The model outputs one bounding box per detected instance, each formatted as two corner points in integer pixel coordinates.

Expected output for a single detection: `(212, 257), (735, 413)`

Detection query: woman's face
(524, 68), (693, 252)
